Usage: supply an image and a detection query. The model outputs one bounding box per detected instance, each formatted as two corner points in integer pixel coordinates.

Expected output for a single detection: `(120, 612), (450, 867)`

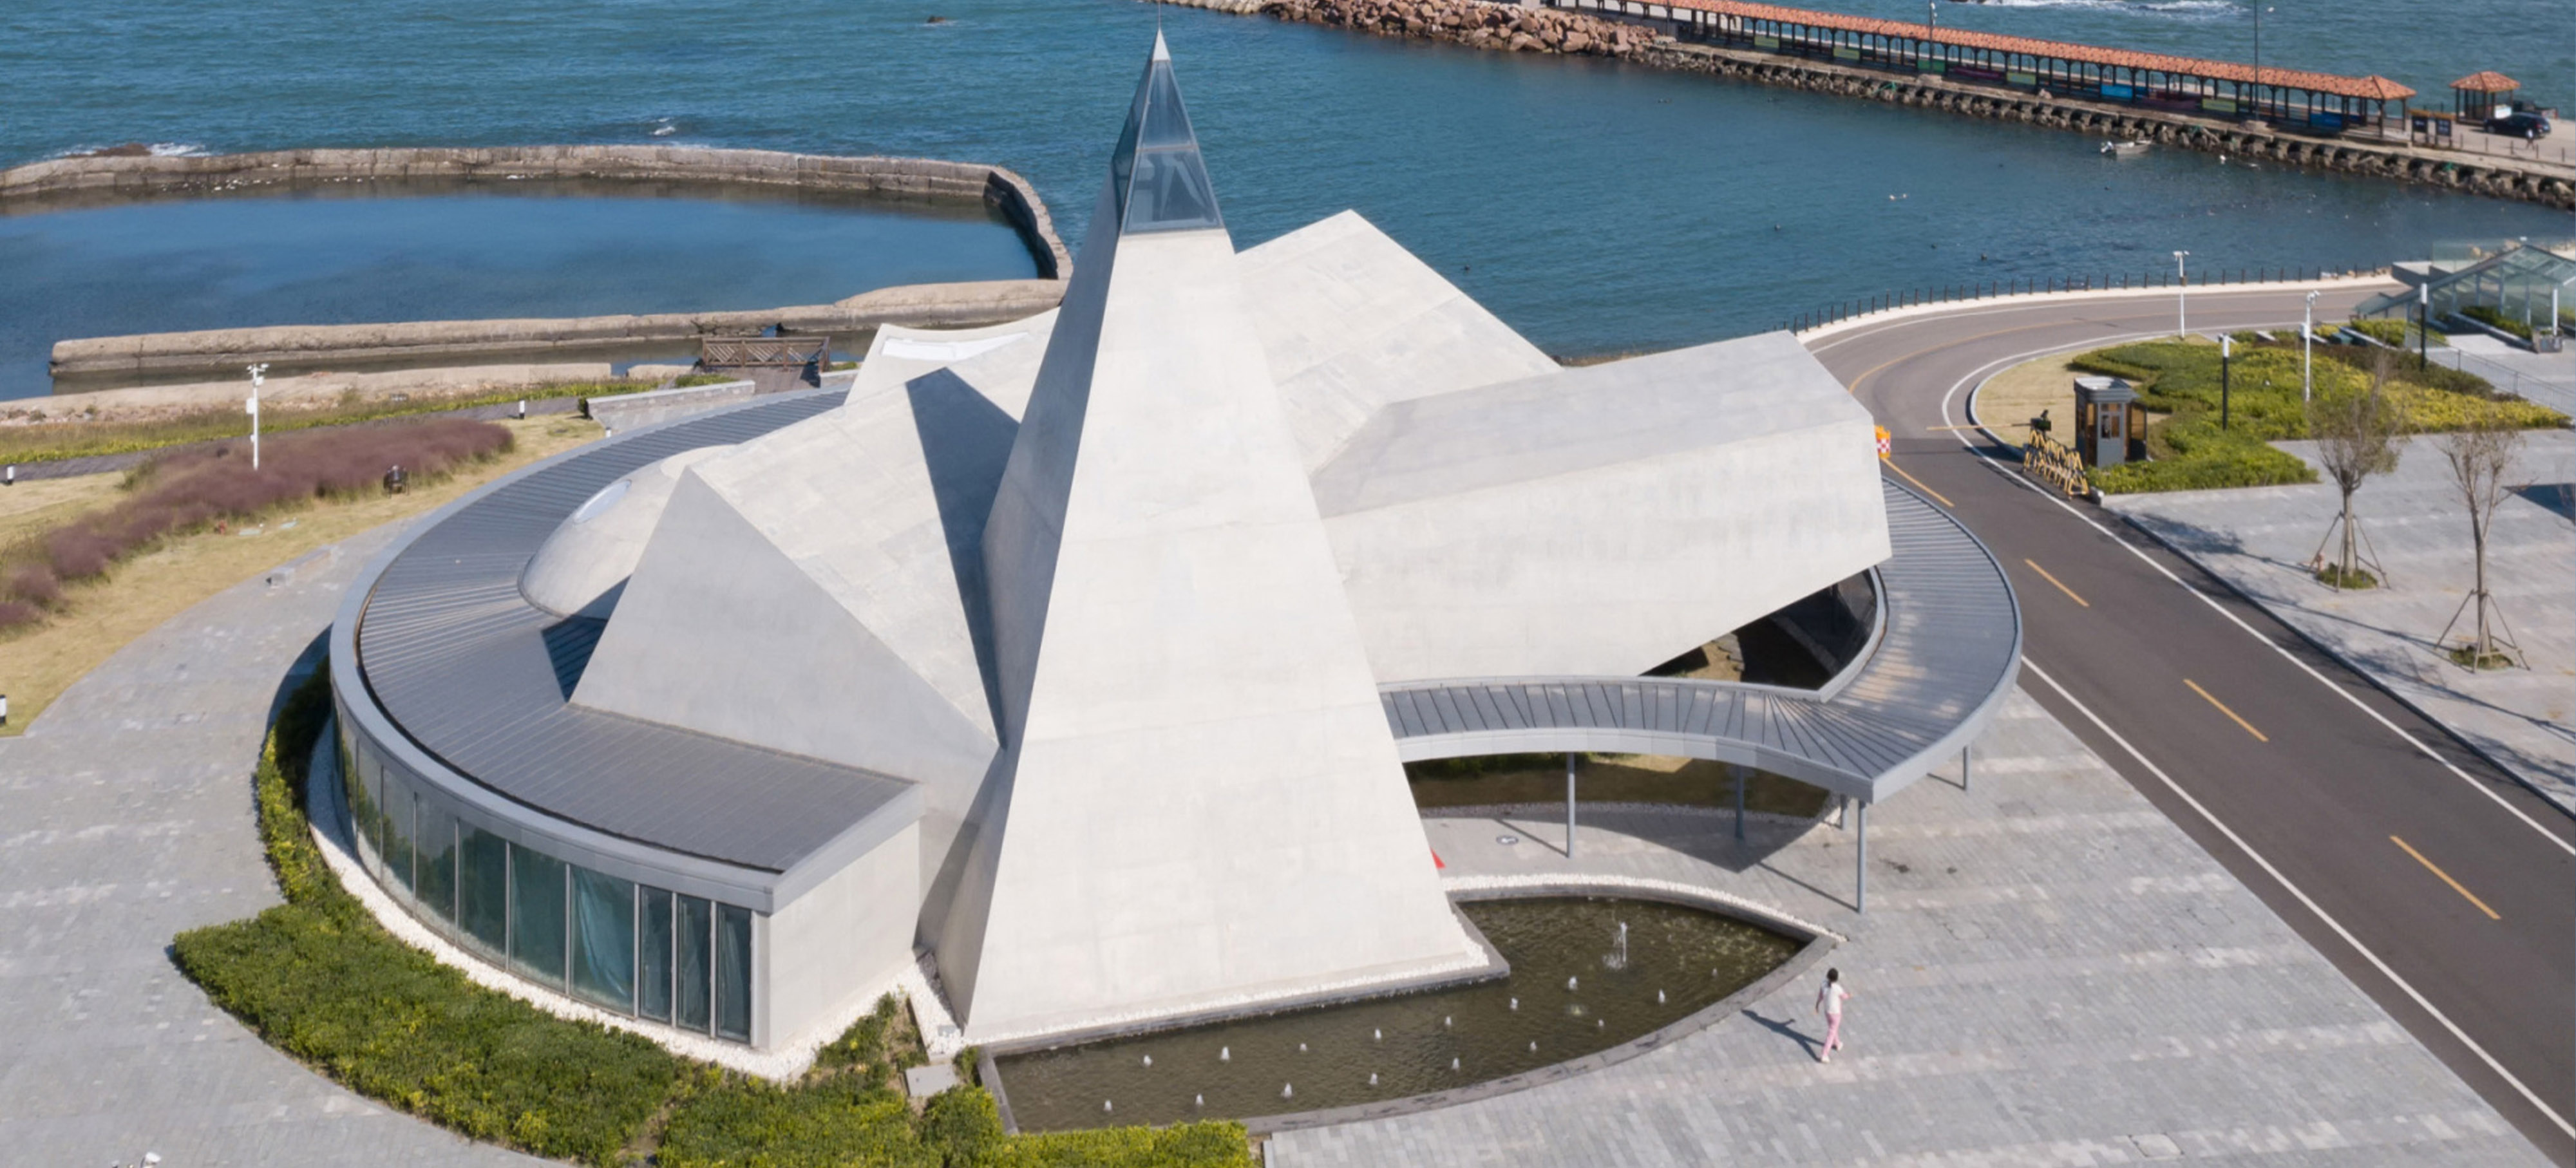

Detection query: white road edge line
(1934, 336), (2576, 856)
(2022, 657), (2576, 1140)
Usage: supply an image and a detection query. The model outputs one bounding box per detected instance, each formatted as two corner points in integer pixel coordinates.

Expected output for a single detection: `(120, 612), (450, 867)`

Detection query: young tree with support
(2433, 419), (2524, 670)
(2304, 353), (2406, 590)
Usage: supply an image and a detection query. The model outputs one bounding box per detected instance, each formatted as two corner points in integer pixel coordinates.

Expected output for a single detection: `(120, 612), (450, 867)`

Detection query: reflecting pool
(990, 896), (1803, 1132)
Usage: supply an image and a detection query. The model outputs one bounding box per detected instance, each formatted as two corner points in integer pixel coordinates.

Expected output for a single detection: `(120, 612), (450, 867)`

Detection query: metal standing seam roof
(346, 390), (921, 878)
(1633, 0), (2417, 101)
(1378, 478), (2022, 805)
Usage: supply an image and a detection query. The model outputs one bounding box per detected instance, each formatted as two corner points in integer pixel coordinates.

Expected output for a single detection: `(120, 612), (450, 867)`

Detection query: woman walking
(1814, 967), (1850, 1062)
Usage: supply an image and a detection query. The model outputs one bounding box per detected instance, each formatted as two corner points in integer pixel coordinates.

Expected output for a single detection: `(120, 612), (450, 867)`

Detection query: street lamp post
(246, 363), (269, 470)
(2302, 290), (2318, 402)
(2416, 283), (2430, 371)
(2251, 5), (2273, 122)
(2173, 251), (2190, 337)
(2220, 334), (2233, 429)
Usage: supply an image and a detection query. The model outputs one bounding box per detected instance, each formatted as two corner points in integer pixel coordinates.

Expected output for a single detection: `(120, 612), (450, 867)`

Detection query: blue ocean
(1, 0), (2566, 398)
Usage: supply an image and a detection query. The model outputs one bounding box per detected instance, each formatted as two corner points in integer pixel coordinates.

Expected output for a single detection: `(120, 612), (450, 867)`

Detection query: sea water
(1, 0), (2564, 399)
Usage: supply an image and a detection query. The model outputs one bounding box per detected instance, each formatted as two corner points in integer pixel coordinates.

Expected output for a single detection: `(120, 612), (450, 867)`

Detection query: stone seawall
(5, 146), (1074, 382)
(48, 279), (1066, 379)
(1163, 0), (2575, 210)
(0, 145), (1072, 278)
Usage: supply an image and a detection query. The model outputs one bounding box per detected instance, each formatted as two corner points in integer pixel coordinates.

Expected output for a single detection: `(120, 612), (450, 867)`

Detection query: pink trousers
(1823, 1012), (1842, 1055)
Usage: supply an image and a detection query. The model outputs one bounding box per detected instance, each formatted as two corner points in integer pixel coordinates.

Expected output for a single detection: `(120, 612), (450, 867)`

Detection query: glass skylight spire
(1109, 32), (1225, 235)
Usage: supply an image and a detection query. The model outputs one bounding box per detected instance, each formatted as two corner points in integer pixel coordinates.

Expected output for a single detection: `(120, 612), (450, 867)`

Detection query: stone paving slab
(0, 520), (536, 1167)
(2108, 430), (2575, 813)
(1271, 692), (2546, 1167)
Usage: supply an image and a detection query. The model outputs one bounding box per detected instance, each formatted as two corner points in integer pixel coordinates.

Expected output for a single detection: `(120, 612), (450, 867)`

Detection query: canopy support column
(1566, 752), (1578, 860)
(1855, 801), (1869, 914)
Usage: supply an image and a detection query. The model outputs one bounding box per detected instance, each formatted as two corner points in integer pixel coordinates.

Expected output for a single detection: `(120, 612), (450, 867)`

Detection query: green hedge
(173, 666), (1252, 1168)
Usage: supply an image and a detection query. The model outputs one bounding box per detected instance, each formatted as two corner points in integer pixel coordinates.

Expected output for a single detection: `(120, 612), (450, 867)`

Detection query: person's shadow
(1741, 1009), (1821, 1060)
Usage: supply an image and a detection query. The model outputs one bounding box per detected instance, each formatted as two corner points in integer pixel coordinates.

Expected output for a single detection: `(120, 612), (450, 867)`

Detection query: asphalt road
(1806, 286), (2576, 1163)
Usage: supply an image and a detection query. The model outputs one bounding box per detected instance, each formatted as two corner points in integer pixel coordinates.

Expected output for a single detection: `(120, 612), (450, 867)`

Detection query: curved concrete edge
(972, 876), (1835, 1138)
(3, 145), (1071, 276)
(1794, 274), (2399, 345)
(1242, 878), (1835, 1136)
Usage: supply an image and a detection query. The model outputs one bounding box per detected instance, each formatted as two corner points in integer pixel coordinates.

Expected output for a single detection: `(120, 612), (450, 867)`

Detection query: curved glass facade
(336, 711), (757, 1044)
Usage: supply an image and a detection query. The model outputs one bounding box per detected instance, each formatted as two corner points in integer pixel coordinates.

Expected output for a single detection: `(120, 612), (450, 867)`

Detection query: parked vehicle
(2486, 109), (2553, 139)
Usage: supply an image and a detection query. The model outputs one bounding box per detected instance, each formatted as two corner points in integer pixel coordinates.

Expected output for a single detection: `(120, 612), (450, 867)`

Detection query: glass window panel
(569, 867), (636, 1013)
(509, 845), (567, 988)
(715, 903), (753, 1043)
(639, 887), (674, 1022)
(676, 894), (712, 1033)
(457, 825), (509, 957)
(1124, 149), (1222, 234)
(416, 802), (457, 927)
(347, 748), (379, 872)
(383, 775), (417, 896)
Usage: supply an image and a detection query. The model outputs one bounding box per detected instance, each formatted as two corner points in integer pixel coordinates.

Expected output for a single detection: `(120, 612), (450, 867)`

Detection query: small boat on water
(2100, 140), (2150, 156)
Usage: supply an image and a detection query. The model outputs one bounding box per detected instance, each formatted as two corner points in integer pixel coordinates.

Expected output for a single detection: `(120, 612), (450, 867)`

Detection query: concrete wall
(759, 822), (922, 1051)
(49, 279), (1067, 379)
(585, 379), (758, 434)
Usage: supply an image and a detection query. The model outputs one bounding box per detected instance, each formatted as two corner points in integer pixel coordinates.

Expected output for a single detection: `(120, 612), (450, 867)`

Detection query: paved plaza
(0, 522), (531, 1167)
(0, 511), (2546, 1165)
(2110, 430), (2576, 813)
(2429, 335), (2576, 417)
(1276, 692), (2543, 1166)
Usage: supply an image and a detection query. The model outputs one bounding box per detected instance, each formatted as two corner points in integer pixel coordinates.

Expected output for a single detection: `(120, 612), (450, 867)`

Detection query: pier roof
(1669, 0), (2417, 101)
(2449, 71), (2519, 93)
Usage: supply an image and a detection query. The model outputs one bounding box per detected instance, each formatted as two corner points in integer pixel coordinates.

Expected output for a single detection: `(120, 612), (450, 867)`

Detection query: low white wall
(761, 824), (923, 1052)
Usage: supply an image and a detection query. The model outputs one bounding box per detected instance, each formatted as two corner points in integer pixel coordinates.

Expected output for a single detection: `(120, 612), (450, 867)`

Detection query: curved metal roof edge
(328, 387), (919, 910)
(1378, 479), (2023, 805)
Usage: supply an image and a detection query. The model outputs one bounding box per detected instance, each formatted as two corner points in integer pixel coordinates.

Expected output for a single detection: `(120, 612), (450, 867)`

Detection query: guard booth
(2072, 376), (2146, 467)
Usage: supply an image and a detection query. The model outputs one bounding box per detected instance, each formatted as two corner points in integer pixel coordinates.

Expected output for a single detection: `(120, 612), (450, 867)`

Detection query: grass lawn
(1975, 354), (2088, 447)
(0, 415), (601, 735)
(1408, 753), (1830, 818)
(2054, 337), (2566, 493)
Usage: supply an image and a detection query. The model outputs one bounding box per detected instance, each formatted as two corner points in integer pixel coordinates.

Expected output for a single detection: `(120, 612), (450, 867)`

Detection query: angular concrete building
(329, 34), (1917, 1057)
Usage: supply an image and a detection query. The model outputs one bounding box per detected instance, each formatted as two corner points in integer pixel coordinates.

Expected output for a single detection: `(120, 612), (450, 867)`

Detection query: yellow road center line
(2183, 679), (2268, 742)
(2391, 835), (2502, 920)
(2022, 559), (2090, 607)
(1882, 460), (1955, 508)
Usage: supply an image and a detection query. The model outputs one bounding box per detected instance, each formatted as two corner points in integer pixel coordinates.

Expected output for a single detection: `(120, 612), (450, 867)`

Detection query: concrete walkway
(0, 522), (533, 1167)
(2109, 430), (2576, 814)
(2430, 336), (2576, 417)
(1274, 690), (2544, 1167)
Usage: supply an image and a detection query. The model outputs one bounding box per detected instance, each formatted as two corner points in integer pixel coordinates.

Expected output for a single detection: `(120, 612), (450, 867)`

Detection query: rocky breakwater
(1259, 0), (1654, 59)
(1162, 0), (2571, 209)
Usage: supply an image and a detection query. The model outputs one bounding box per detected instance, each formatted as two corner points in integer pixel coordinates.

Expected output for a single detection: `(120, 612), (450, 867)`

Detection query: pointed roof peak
(1108, 33), (1225, 236)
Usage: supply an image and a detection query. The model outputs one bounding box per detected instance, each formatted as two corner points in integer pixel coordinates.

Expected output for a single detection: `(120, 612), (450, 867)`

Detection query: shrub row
(1, 375), (717, 467)
(174, 667), (1253, 1168)
(2, 419), (514, 630)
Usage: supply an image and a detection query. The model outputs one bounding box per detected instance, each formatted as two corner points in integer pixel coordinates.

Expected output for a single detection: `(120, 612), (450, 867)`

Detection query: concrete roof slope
(571, 342), (1017, 901)
(518, 444), (732, 617)
(850, 314), (1052, 408)
(352, 391), (920, 883)
(1240, 210), (1558, 470)
(1311, 330), (1862, 516)
(1376, 478), (2021, 805)
(1312, 330), (1891, 681)
(938, 41), (1480, 1042)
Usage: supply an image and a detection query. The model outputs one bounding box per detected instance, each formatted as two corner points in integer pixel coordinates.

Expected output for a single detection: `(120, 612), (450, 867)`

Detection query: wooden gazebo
(2450, 71), (2519, 120)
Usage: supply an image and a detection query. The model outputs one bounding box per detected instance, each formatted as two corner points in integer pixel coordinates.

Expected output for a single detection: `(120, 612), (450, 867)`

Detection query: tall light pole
(2302, 290), (2318, 402)
(2173, 251), (2190, 337)
(2251, 5), (2272, 122)
(246, 363), (269, 470)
